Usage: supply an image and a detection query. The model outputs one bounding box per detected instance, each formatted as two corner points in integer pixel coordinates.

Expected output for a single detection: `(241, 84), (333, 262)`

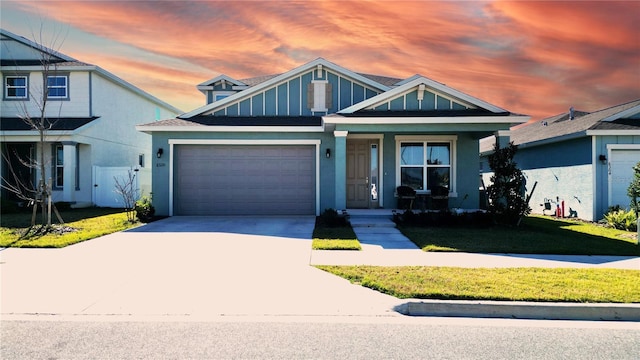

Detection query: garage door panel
(609, 149), (639, 208)
(175, 145), (316, 215)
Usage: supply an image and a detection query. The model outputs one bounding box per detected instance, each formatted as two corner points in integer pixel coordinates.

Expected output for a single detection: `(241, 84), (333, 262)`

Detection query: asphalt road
(3, 316), (639, 359)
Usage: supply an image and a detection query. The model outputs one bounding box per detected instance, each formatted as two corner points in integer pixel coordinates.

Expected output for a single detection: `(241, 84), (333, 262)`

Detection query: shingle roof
(480, 99), (640, 153)
(357, 73), (402, 87)
(139, 116), (322, 127)
(239, 74), (281, 86)
(343, 108), (509, 117)
(0, 117), (99, 131)
(238, 72), (402, 88)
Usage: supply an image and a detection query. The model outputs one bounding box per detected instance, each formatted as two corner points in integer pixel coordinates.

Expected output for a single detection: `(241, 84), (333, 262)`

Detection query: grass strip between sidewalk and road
(0, 208), (139, 248)
(398, 215), (639, 255)
(316, 265), (640, 303)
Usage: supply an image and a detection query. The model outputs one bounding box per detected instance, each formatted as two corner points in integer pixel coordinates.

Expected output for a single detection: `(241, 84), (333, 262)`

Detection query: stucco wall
(481, 164), (593, 221)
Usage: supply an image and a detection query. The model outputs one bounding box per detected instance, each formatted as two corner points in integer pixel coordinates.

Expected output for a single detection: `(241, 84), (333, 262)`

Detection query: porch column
(62, 142), (77, 203)
(494, 130), (511, 149)
(334, 130), (348, 210)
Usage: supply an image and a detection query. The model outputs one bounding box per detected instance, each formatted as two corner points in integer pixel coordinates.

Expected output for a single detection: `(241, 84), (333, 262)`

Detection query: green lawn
(0, 207), (139, 248)
(316, 215), (639, 303)
(317, 266), (640, 303)
(399, 215), (639, 255)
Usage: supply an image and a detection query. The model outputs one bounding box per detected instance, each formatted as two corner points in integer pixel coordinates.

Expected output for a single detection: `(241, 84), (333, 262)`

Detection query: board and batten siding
(373, 89), (470, 111)
(211, 69), (381, 117)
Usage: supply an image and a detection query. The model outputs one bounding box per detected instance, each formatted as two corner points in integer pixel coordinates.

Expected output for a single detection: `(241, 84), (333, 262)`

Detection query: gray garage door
(609, 149), (639, 208)
(175, 145), (316, 215)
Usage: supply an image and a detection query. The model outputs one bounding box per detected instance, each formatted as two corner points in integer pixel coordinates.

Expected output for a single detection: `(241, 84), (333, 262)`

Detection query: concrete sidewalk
(310, 248), (640, 269)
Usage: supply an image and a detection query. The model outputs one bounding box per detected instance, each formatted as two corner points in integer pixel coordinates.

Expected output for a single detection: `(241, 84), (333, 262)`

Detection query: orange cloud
(5, 0), (638, 121)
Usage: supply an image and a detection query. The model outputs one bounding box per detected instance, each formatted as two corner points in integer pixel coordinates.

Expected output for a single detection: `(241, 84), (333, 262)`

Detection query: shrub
(318, 208), (349, 227)
(394, 209), (492, 228)
(134, 196), (155, 223)
(487, 141), (530, 225)
(54, 202), (72, 211)
(627, 161), (640, 214)
(604, 208), (638, 232)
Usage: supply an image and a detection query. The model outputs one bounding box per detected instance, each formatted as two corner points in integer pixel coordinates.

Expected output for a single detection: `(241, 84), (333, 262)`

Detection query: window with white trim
(4, 75), (28, 99)
(47, 75), (68, 99)
(398, 137), (455, 193)
(54, 145), (64, 188)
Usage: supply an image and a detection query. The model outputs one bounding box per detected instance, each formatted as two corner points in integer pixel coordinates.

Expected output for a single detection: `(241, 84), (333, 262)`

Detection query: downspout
(591, 135), (597, 221)
(88, 72), (93, 116)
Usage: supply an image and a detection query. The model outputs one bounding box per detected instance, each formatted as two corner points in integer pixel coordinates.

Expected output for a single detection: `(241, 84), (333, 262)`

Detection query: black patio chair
(396, 186), (416, 210)
(430, 185), (449, 210)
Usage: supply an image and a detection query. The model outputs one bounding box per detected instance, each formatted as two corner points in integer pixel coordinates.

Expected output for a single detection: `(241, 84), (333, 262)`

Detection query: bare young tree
(1, 26), (67, 231)
(113, 168), (139, 223)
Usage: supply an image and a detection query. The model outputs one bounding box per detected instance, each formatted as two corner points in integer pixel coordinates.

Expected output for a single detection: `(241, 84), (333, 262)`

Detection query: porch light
(599, 154), (607, 164)
(326, 148), (331, 158)
(157, 148), (164, 158)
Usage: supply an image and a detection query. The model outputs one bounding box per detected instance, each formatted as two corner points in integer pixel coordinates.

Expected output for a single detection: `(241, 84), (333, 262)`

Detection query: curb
(394, 300), (640, 321)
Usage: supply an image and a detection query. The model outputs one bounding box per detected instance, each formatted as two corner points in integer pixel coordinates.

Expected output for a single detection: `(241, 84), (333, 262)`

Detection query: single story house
(1, 29), (182, 208)
(137, 58), (528, 216)
(480, 99), (640, 221)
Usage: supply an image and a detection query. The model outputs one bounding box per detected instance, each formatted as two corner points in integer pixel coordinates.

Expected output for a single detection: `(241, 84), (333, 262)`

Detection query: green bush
(54, 202), (72, 211)
(486, 142), (530, 225)
(604, 209), (637, 232)
(318, 208), (349, 227)
(394, 209), (492, 228)
(134, 196), (155, 223)
(628, 161), (640, 213)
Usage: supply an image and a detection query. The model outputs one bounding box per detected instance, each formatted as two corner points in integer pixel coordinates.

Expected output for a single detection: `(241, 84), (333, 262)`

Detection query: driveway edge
(395, 300), (640, 321)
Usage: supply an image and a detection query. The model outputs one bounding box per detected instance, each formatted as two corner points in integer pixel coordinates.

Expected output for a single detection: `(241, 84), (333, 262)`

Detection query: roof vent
(569, 106), (575, 120)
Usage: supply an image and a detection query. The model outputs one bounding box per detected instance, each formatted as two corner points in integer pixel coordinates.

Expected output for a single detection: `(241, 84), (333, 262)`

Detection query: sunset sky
(2, 1), (638, 121)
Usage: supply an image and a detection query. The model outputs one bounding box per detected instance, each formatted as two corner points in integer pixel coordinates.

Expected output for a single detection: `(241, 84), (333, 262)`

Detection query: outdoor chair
(430, 185), (449, 210)
(396, 186), (416, 210)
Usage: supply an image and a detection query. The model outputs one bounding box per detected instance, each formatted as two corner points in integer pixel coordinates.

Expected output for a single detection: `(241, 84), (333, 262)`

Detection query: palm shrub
(604, 208), (637, 231)
(487, 141), (530, 225)
(627, 161), (640, 214)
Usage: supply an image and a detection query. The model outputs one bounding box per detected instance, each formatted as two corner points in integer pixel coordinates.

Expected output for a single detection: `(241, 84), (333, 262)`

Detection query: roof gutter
(323, 115), (529, 125)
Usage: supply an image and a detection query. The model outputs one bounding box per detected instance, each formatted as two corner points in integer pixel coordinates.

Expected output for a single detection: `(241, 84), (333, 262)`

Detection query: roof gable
(181, 58), (390, 118)
(338, 76), (507, 114)
(196, 75), (248, 93)
(1, 28), (76, 64)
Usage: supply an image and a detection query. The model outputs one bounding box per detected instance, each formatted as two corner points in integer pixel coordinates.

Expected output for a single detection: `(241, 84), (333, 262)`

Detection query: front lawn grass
(312, 219), (361, 250)
(399, 215), (639, 255)
(0, 207), (138, 248)
(317, 266), (640, 303)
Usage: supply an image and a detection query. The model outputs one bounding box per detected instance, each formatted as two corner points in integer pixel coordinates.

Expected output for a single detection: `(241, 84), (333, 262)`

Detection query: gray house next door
(174, 145), (316, 215)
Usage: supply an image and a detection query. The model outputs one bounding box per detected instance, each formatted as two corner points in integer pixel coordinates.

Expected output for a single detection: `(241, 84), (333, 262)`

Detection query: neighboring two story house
(138, 58), (528, 216)
(1, 29), (182, 208)
(480, 99), (640, 222)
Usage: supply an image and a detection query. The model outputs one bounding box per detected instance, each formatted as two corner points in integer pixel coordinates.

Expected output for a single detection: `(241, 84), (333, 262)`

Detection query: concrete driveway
(1, 216), (403, 319)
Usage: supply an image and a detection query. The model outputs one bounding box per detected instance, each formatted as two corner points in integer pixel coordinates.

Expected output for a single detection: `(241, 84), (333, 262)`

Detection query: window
(55, 145), (64, 188)
(398, 137), (455, 193)
(4, 75), (28, 99)
(47, 75), (68, 99)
